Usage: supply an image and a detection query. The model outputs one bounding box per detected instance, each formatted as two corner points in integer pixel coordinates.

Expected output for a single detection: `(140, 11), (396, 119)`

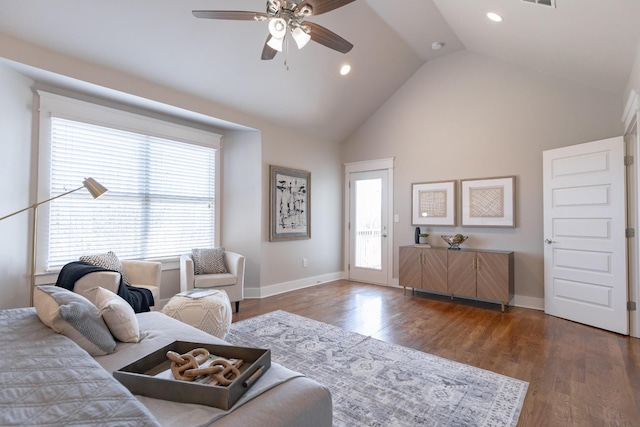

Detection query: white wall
(342, 50), (624, 307)
(256, 126), (344, 297)
(223, 125), (344, 298)
(0, 64), (34, 309)
(625, 40), (640, 103)
(0, 34), (344, 308)
(222, 130), (262, 292)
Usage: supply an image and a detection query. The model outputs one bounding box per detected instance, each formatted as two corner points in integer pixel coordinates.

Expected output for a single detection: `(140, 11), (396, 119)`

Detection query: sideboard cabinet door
(476, 251), (514, 303)
(447, 250), (476, 298)
(421, 248), (448, 293)
(399, 246), (422, 290)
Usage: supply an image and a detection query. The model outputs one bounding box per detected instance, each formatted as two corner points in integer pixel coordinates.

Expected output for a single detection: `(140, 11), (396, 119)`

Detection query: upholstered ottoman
(161, 290), (232, 338)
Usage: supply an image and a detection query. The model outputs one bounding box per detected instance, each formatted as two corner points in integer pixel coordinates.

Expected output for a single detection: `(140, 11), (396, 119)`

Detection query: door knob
(544, 239), (556, 244)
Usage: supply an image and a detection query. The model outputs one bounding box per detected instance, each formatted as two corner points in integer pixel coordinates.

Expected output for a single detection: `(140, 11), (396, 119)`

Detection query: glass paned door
(355, 178), (382, 269)
(349, 170), (389, 284)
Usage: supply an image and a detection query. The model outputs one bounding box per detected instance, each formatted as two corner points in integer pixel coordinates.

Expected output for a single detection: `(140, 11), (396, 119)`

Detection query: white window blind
(44, 113), (218, 270)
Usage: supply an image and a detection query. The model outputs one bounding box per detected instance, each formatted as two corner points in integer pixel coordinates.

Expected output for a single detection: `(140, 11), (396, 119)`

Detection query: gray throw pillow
(34, 285), (117, 356)
(192, 247), (228, 274)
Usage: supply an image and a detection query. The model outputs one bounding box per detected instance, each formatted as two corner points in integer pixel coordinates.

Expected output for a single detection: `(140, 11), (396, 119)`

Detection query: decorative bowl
(441, 234), (468, 250)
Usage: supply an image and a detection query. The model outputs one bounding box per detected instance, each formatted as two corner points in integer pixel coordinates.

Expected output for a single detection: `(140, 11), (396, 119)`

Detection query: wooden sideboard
(399, 245), (514, 311)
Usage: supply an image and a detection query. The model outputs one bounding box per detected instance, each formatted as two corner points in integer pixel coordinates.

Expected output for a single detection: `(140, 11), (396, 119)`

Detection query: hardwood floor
(233, 280), (640, 426)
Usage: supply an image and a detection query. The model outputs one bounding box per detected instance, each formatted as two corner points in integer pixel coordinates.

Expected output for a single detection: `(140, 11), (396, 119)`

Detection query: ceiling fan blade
(304, 22), (353, 54)
(298, 0), (357, 16)
(261, 36), (278, 60)
(192, 10), (267, 21)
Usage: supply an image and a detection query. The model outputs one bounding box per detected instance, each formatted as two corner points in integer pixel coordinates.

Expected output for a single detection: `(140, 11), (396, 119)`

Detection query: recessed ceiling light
(487, 12), (503, 22)
(431, 42), (444, 51)
(340, 64), (351, 76)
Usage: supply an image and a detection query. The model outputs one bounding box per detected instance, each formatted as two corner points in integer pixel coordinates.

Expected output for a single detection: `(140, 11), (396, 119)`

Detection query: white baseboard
(244, 272), (545, 312)
(244, 271), (346, 299)
(512, 295), (544, 311)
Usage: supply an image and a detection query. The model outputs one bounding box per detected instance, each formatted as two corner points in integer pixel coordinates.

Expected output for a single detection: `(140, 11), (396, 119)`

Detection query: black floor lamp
(0, 178), (108, 306)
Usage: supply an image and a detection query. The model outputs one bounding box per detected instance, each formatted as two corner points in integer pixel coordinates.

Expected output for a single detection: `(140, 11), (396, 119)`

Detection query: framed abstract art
(269, 165), (311, 241)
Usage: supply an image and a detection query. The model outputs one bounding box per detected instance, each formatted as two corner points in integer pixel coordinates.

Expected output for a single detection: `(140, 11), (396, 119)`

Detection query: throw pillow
(79, 250), (131, 285)
(192, 247), (228, 275)
(95, 287), (143, 343)
(34, 285), (117, 356)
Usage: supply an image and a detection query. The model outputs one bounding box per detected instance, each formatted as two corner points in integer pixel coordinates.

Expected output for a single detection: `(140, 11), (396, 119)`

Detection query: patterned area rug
(226, 310), (528, 427)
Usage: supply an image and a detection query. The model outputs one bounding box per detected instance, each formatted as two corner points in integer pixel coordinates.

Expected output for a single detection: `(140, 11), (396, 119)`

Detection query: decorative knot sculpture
(167, 348), (242, 386)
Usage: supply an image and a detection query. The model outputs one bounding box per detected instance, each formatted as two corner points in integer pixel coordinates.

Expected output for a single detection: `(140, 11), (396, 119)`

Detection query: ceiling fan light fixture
(269, 18), (287, 38)
(192, 1), (356, 61)
(267, 35), (284, 52)
(292, 26), (311, 49)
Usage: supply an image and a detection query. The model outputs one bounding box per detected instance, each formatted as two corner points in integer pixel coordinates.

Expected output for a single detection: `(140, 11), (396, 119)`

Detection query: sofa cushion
(95, 287), (144, 343)
(192, 247), (228, 274)
(80, 250), (131, 284)
(34, 285), (116, 355)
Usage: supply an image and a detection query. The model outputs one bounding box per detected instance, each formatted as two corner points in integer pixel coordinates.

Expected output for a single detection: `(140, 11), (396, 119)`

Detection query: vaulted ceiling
(0, 0), (639, 143)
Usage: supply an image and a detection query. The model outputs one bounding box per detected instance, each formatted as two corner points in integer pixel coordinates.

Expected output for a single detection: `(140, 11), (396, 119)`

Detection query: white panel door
(543, 136), (628, 334)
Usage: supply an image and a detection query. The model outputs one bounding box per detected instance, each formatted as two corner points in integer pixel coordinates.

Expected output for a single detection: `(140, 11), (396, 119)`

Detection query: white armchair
(73, 260), (162, 307)
(180, 251), (245, 312)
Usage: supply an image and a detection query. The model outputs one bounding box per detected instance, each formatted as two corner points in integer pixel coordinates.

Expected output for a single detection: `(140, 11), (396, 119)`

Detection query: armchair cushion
(194, 273), (236, 288)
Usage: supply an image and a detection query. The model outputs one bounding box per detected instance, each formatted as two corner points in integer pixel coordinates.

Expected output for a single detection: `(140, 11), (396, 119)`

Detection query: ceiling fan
(192, 0), (356, 61)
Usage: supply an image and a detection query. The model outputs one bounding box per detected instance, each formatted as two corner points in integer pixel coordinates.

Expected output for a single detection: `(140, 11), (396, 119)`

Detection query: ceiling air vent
(521, 0), (556, 7)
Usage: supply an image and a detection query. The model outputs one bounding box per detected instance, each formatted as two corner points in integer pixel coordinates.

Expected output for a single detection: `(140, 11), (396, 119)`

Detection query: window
(37, 91), (221, 272)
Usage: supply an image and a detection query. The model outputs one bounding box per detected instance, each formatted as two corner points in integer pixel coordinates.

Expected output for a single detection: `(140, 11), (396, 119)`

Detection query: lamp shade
(267, 35), (284, 52)
(268, 18), (287, 38)
(0, 176), (108, 307)
(83, 177), (109, 199)
(292, 26), (311, 49)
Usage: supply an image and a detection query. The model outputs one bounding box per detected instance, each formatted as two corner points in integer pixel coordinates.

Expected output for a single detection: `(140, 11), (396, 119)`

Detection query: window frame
(35, 90), (221, 276)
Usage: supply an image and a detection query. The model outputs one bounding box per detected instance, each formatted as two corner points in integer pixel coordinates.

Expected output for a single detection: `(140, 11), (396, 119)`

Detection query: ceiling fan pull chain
(284, 33), (290, 71)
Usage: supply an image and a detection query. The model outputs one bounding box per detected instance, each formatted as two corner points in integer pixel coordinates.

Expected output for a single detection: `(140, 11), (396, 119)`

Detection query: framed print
(411, 180), (456, 226)
(461, 176), (515, 227)
(269, 165), (311, 241)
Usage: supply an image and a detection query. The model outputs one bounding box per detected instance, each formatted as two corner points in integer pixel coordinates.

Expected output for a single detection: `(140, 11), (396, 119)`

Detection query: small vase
(414, 227), (420, 244)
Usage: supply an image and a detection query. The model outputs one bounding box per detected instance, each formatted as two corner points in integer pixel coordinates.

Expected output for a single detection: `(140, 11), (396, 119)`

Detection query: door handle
(544, 239), (556, 244)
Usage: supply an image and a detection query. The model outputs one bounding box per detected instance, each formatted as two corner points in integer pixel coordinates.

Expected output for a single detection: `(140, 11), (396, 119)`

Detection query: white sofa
(180, 251), (244, 312)
(0, 307), (332, 427)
